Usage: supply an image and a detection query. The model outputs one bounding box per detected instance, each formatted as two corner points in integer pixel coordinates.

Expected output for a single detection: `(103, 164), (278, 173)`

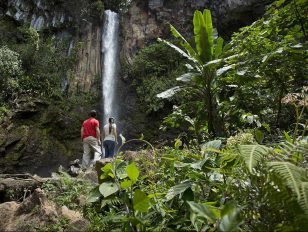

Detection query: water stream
(101, 10), (120, 123)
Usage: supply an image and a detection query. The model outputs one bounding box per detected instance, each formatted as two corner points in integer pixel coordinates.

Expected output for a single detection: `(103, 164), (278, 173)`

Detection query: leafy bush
(0, 46), (22, 100)
(226, 132), (255, 147)
(129, 42), (185, 113)
(42, 172), (93, 210)
(218, 0), (307, 132)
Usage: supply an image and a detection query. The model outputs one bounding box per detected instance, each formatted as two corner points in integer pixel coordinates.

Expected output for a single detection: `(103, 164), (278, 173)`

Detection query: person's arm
(81, 126), (84, 141)
(96, 127), (101, 145)
(102, 127), (105, 140)
(114, 127), (118, 144)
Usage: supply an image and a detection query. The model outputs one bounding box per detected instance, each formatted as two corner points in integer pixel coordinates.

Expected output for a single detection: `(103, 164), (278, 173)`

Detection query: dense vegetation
(81, 0), (306, 231)
(0, 0), (307, 231)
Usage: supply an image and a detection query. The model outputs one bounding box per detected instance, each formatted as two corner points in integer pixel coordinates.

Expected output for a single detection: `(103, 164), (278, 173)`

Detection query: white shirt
(103, 123), (117, 141)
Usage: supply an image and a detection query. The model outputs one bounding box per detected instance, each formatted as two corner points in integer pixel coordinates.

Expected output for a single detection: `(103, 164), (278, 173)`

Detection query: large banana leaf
(176, 72), (199, 82)
(170, 24), (200, 63)
(158, 38), (199, 65)
(239, 145), (269, 173)
(156, 86), (182, 99)
(193, 9), (213, 63)
(214, 37), (224, 59)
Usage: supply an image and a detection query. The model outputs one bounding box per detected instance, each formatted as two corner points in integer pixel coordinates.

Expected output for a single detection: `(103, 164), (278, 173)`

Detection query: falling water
(101, 10), (119, 123)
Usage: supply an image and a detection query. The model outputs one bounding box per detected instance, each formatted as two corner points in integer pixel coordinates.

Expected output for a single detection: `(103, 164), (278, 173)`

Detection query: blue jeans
(103, 140), (116, 158)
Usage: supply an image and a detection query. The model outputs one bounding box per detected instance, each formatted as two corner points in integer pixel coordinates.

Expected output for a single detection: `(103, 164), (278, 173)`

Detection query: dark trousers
(103, 140), (116, 158)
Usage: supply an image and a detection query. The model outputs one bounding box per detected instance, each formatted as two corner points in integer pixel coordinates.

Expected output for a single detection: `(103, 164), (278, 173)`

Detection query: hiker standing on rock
(81, 110), (102, 168)
(102, 117), (118, 158)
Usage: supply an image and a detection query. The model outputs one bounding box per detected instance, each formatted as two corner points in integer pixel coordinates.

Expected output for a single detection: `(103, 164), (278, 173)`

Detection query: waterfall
(101, 10), (120, 123)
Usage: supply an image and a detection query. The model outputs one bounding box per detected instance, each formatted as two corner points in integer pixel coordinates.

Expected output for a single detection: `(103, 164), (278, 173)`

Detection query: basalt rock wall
(1, 0), (103, 94)
(121, 0), (273, 62)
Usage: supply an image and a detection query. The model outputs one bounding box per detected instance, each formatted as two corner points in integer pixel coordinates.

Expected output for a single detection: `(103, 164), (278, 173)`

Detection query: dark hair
(108, 117), (115, 134)
(89, 110), (97, 118)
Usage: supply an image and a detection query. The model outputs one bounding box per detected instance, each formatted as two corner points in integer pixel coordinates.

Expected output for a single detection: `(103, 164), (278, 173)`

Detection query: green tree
(0, 46), (22, 101)
(217, 0), (307, 133)
(158, 9), (225, 137)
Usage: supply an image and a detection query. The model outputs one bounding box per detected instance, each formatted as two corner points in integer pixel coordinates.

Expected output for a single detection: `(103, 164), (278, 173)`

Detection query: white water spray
(101, 10), (119, 123)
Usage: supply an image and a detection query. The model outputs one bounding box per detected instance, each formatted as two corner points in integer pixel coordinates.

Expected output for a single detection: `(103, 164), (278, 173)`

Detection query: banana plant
(157, 9), (225, 137)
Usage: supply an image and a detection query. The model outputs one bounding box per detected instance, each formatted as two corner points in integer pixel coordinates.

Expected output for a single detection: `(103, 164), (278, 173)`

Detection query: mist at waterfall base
(101, 10), (120, 125)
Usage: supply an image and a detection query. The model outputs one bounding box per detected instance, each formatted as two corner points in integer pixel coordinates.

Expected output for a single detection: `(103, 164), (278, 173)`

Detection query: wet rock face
(212, 0), (273, 37)
(122, 0), (273, 60)
(0, 97), (90, 176)
(2, 0), (102, 94)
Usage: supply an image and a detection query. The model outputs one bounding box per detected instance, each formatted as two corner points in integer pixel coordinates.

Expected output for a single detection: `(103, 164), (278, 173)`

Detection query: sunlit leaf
(99, 182), (119, 198)
(187, 201), (217, 223)
(126, 162), (139, 183)
(219, 202), (242, 232)
(165, 181), (192, 201)
(133, 189), (150, 212)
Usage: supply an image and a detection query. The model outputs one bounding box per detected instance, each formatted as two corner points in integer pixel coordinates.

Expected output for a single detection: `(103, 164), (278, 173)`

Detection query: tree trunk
(205, 73), (225, 138)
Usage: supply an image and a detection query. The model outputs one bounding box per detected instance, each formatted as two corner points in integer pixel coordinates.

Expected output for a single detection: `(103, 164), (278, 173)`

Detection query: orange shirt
(82, 118), (99, 140)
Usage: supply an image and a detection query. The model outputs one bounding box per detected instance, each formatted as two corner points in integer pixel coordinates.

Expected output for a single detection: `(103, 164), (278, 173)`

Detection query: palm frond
(239, 145), (269, 173)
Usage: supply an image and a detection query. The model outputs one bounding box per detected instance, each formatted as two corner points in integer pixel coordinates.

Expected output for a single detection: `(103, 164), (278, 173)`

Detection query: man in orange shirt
(81, 110), (102, 169)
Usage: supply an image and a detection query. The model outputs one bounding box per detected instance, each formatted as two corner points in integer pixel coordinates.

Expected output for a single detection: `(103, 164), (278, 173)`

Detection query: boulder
(0, 188), (90, 232)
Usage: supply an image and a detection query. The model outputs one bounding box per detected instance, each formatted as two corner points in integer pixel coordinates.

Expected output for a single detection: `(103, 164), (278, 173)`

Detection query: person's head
(108, 117), (115, 124)
(89, 110), (97, 118)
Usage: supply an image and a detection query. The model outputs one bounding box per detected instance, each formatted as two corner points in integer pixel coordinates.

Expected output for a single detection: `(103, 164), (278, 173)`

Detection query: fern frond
(298, 143), (308, 156)
(239, 145), (269, 173)
(101, 196), (122, 208)
(268, 162), (307, 203)
(279, 141), (308, 157)
(299, 182), (308, 216)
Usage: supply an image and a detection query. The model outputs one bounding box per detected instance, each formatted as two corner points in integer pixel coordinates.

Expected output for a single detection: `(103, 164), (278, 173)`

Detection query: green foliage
(226, 132), (256, 148)
(0, 46), (22, 100)
(218, 0), (307, 132)
(0, 24), (80, 105)
(86, 134), (308, 231)
(129, 42), (185, 113)
(239, 144), (269, 173)
(158, 9), (225, 137)
(42, 172), (93, 210)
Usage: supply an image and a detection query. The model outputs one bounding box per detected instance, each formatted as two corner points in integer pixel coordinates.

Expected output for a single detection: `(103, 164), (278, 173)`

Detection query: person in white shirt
(102, 117), (118, 158)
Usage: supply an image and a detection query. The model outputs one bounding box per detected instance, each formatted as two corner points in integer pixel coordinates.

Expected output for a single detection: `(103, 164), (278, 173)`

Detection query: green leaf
(169, 24), (199, 62)
(187, 201), (217, 223)
(165, 181), (192, 201)
(299, 182), (308, 216)
(254, 129), (264, 143)
(284, 131), (293, 143)
(99, 181), (119, 198)
(201, 140), (222, 152)
(120, 180), (132, 189)
(87, 186), (101, 203)
(214, 37), (224, 59)
(116, 161), (128, 179)
(218, 202), (242, 232)
(126, 162), (139, 183)
(157, 86), (182, 99)
(176, 72), (199, 82)
(268, 162), (307, 201)
(133, 189), (150, 212)
(193, 9), (213, 62)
